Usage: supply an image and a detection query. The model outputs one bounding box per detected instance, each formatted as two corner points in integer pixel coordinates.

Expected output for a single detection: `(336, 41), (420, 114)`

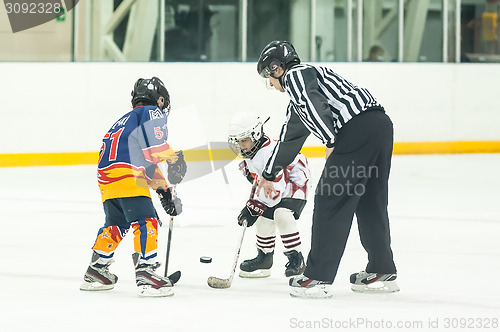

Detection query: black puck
(200, 256), (212, 263)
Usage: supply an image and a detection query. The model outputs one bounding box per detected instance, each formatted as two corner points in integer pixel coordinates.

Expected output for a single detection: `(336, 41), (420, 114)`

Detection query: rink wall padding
(1, 62), (499, 167)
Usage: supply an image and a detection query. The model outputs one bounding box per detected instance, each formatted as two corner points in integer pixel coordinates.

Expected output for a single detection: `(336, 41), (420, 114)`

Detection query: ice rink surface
(1, 154), (499, 332)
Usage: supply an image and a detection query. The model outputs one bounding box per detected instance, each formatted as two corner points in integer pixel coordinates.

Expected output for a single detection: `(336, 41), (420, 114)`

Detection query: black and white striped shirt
(263, 64), (384, 181)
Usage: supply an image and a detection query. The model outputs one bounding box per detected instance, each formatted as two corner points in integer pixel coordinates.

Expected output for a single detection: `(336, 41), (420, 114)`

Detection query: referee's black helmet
(257, 41), (300, 78)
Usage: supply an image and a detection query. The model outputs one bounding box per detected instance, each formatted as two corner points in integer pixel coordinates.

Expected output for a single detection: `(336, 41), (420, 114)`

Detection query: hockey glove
(239, 160), (255, 183)
(167, 150), (187, 185)
(157, 187), (183, 216)
(237, 199), (267, 227)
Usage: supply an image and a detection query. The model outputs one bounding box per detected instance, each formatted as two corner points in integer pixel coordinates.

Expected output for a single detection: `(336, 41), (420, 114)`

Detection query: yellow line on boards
(1, 141), (500, 167)
(301, 141), (500, 157)
(393, 141), (500, 154)
(0, 152), (100, 168)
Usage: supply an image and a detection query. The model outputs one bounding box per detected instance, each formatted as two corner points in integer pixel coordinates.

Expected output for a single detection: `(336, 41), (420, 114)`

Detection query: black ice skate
(239, 249), (273, 278)
(80, 251), (118, 291)
(284, 250), (305, 277)
(133, 252), (173, 297)
(289, 274), (333, 299)
(350, 271), (400, 293)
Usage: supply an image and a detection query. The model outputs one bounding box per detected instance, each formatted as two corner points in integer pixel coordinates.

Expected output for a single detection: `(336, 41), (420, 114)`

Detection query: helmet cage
(228, 123), (263, 159)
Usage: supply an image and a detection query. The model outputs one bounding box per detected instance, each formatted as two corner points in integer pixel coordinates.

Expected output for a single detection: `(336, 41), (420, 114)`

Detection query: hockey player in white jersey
(228, 112), (311, 278)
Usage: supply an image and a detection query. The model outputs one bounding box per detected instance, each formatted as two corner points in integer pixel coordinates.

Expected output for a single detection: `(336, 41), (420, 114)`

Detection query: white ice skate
(289, 274), (333, 299)
(350, 271), (400, 293)
(133, 253), (174, 297)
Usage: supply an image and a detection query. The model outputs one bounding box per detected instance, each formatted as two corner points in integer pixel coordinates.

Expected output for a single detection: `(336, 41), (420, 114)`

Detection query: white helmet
(228, 112), (264, 159)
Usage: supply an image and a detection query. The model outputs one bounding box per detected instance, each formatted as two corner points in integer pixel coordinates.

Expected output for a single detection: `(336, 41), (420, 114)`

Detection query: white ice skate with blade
(133, 252), (174, 297)
(289, 274), (333, 299)
(350, 271), (400, 293)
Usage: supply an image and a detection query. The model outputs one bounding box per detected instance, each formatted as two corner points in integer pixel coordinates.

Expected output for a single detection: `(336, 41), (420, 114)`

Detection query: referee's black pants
(304, 109), (397, 283)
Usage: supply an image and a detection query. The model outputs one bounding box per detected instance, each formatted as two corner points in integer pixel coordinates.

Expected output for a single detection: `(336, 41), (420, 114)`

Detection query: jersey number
(99, 128), (125, 163)
(154, 124), (168, 140)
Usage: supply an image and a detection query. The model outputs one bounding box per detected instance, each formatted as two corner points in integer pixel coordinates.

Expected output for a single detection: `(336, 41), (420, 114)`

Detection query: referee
(256, 41), (399, 298)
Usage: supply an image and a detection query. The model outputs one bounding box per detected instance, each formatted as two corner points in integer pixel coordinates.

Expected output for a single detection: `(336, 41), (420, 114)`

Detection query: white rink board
(0, 62), (499, 154)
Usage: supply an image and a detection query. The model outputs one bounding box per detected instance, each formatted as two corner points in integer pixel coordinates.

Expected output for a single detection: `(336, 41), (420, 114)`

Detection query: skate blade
(238, 269), (271, 278)
(351, 280), (400, 293)
(289, 285), (333, 299)
(80, 281), (114, 291)
(137, 285), (174, 297)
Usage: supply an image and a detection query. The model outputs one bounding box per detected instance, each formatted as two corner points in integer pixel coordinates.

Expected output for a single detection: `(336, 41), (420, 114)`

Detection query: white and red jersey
(245, 135), (311, 208)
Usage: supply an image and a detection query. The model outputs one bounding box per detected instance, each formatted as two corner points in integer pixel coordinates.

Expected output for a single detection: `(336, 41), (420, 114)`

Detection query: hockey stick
(158, 161), (181, 284)
(163, 185), (181, 284)
(207, 180), (258, 289)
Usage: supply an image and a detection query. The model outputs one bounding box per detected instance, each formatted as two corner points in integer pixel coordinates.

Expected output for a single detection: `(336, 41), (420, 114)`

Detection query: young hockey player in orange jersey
(80, 77), (186, 297)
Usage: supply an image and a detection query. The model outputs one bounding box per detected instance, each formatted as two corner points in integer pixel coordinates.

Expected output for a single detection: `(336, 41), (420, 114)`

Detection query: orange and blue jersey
(97, 105), (177, 202)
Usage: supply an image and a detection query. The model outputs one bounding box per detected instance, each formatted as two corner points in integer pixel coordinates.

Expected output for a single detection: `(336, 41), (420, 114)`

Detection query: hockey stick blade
(207, 276), (231, 289)
(168, 270), (181, 284)
(207, 181), (256, 290)
(207, 220), (247, 290)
